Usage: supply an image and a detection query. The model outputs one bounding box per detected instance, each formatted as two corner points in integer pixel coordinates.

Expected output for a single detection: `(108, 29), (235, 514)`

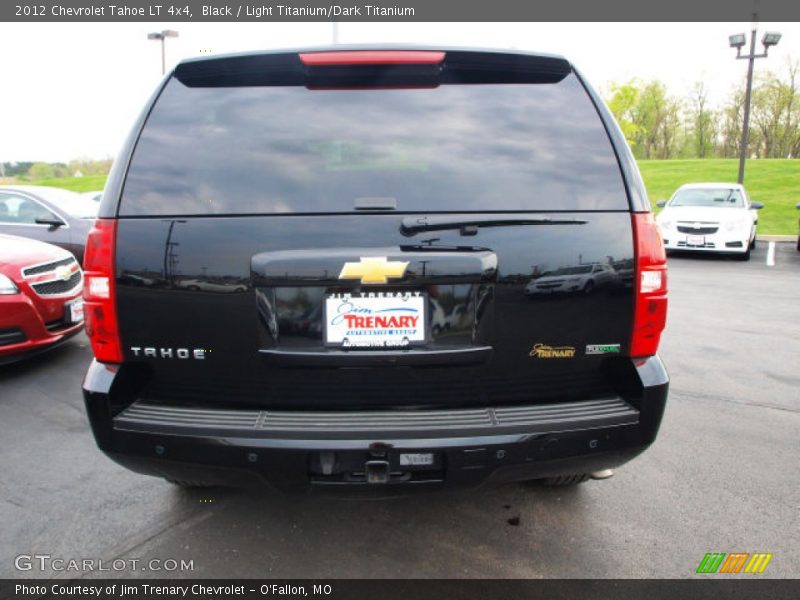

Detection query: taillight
(83, 219), (122, 363)
(630, 213), (668, 357)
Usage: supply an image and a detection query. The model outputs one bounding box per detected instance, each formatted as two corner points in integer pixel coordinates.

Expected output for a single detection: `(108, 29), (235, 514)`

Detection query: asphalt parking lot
(1, 242), (798, 579)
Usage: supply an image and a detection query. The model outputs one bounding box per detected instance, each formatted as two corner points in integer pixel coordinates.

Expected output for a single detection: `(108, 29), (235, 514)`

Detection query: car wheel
(749, 236), (756, 250)
(539, 473), (590, 487)
(165, 478), (217, 488)
(736, 247), (751, 261)
(583, 280), (594, 294)
(796, 236), (800, 252)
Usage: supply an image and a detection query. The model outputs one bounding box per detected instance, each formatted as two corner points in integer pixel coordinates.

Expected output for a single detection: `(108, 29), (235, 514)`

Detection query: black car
(0, 185), (97, 265)
(82, 47), (669, 491)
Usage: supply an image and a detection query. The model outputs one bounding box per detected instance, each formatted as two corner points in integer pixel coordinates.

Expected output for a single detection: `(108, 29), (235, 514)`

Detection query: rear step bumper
(114, 397), (639, 440)
(83, 357), (668, 490)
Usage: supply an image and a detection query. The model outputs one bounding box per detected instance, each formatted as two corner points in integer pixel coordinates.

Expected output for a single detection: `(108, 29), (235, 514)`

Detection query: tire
(540, 473), (590, 487)
(165, 478), (216, 488)
(749, 236), (756, 250)
(736, 247), (751, 261)
(583, 280), (594, 294)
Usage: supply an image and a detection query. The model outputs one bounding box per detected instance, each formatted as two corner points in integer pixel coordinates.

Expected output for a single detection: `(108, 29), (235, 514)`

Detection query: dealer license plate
(324, 291), (426, 348)
(686, 235), (705, 247)
(67, 298), (84, 323)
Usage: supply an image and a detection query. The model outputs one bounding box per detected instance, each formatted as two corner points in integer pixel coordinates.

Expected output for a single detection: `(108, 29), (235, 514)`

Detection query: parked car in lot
(656, 183), (763, 261)
(0, 186), (99, 265)
(524, 262), (616, 297)
(0, 234), (84, 364)
(174, 278), (248, 293)
(82, 47), (669, 491)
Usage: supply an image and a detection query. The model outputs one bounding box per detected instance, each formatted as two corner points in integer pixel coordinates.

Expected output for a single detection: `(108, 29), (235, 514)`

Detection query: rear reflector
(83, 219), (122, 363)
(299, 51), (446, 66)
(630, 213), (668, 358)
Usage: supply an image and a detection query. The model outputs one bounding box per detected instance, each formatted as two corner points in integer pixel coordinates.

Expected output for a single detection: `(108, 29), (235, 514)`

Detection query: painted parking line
(766, 241), (776, 267)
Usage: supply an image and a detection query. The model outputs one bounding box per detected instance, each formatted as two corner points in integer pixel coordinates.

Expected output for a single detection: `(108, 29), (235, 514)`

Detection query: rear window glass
(119, 73), (627, 215)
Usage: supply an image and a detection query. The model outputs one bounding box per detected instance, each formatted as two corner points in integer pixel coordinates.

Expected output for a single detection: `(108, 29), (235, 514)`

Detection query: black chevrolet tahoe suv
(82, 47), (669, 490)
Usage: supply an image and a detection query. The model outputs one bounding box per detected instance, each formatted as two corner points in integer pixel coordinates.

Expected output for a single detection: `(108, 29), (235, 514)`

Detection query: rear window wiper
(400, 215), (587, 236)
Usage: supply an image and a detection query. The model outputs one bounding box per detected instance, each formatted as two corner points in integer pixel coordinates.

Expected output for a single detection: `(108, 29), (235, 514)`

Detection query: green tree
(750, 61), (800, 158)
(606, 81), (641, 148)
(717, 89), (744, 158)
(28, 162), (55, 180)
(632, 81), (682, 159)
(687, 81), (717, 158)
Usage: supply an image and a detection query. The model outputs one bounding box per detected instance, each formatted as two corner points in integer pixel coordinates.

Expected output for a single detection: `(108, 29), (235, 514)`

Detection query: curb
(757, 235), (796, 242)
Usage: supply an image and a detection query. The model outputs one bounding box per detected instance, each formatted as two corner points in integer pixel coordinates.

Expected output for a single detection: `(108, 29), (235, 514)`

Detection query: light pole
(162, 219), (186, 282)
(729, 17), (781, 184)
(147, 29), (179, 75)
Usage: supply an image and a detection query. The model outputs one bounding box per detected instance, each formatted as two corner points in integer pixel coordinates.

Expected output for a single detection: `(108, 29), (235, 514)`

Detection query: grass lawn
(639, 159), (799, 235)
(28, 175), (107, 193)
(22, 159), (800, 234)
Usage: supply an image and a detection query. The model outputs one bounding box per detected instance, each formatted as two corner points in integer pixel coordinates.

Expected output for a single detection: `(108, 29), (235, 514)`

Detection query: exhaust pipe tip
(590, 469), (614, 480)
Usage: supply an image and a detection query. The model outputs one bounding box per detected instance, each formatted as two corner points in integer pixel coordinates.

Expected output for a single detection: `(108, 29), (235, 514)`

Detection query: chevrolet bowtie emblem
(338, 257), (409, 285)
(54, 265), (74, 281)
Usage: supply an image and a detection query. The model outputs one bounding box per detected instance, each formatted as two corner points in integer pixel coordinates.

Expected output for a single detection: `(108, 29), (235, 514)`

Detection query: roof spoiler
(174, 49), (572, 88)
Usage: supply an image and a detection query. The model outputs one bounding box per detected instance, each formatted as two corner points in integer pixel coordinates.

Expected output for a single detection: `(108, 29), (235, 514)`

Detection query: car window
(30, 187), (98, 218)
(670, 189), (745, 208)
(0, 193), (57, 224)
(558, 265), (593, 275)
(120, 73), (628, 215)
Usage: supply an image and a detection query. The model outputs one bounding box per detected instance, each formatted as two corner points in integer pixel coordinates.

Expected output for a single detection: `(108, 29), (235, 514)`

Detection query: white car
(656, 183), (763, 261)
(174, 278), (247, 293)
(524, 263), (616, 296)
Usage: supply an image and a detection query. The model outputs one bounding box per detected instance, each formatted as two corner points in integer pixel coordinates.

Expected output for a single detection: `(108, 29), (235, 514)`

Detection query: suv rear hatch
(94, 49), (664, 411)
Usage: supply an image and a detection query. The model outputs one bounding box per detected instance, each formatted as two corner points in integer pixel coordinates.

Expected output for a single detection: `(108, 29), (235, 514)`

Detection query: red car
(0, 234), (84, 364)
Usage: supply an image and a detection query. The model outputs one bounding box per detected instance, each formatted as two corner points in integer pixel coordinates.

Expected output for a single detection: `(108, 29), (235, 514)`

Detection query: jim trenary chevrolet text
(81, 47), (669, 490)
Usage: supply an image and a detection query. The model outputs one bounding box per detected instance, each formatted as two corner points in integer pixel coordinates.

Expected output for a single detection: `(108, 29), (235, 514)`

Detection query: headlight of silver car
(725, 218), (749, 232)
